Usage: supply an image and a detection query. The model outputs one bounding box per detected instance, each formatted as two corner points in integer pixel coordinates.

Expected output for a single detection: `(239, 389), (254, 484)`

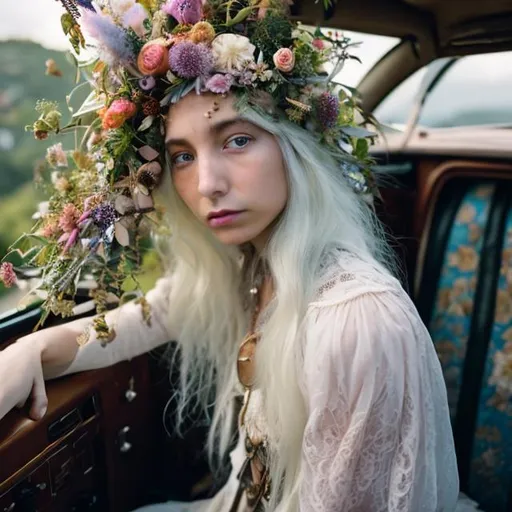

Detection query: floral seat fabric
(420, 181), (512, 511)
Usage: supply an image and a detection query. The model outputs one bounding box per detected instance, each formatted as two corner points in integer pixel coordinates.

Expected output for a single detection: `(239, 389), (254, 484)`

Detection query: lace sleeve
(60, 276), (174, 375)
(300, 287), (459, 512)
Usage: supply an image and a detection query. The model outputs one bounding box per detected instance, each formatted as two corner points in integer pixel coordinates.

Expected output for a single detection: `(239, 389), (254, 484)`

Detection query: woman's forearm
(22, 316), (93, 380)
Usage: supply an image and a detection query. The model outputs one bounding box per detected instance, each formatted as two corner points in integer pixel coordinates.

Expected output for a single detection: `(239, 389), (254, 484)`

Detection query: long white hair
(155, 97), (395, 510)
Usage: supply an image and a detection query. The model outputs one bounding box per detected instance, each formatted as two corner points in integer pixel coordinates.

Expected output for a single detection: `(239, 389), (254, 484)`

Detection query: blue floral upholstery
(421, 181), (512, 511)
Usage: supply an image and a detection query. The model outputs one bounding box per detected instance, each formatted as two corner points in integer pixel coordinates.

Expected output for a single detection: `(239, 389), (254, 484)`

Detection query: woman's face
(165, 93), (288, 250)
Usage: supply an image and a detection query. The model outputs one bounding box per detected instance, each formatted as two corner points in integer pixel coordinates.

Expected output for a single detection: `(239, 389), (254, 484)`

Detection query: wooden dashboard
(0, 356), (154, 512)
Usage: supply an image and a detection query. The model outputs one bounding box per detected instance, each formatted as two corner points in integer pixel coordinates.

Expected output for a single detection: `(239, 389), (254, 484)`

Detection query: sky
(0, 0), (399, 87)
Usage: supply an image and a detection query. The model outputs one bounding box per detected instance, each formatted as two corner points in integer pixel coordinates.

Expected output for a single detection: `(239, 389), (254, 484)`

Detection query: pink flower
(205, 73), (233, 94)
(169, 41), (213, 78)
(102, 99), (137, 130)
(122, 3), (148, 38)
(312, 38), (325, 50)
(41, 221), (59, 238)
(58, 203), (81, 233)
(162, 0), (202, 25)
(137, 39), (169, 76)
(63, 228), (80, 253)
(273, 48), (295, 73)
(0, 262), (16, 288)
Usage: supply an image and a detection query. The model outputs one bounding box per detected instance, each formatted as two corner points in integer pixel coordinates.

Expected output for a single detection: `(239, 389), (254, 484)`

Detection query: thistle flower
(92, 203), (118, 232)
(81, 10), (134, 65)
(102, 99), (137, 130)
(205, 73), (234, 94)
(162, 0), (202, 25)
(169, 42), (213, 79)
(58, 203), (81, 233)
(316, 92), (339, 129)
(46, 143), (68, 168)
(0, 262), (16, 288)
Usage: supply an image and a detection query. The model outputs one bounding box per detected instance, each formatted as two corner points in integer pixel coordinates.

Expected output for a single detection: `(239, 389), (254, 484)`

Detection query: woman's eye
(225, 136), (251, 149)
(172, 152), (194, 166)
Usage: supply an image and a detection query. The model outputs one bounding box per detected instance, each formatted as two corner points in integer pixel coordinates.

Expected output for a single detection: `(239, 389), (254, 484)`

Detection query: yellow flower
(189, 22), (215, 44)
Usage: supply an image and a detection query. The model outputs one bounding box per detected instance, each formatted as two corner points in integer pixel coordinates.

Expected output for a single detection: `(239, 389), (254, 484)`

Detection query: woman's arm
(40, 276), (174, 378)
(300, 287), (459, 511)
(0, 277), (173, 420)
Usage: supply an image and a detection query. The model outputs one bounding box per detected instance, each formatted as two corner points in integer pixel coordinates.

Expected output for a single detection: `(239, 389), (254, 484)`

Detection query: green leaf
(138, 115), (155, 132)
(2, 250), (25, 267)
(72, 90), (104, 118)
(226, 6), (255, 26)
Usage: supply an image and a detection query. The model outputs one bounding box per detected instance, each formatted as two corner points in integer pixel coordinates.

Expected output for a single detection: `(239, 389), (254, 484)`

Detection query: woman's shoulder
(310, 249), (405, 308)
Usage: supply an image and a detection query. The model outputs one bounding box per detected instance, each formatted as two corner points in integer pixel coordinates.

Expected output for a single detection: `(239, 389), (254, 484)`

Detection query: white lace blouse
(66, 252), (466, 512)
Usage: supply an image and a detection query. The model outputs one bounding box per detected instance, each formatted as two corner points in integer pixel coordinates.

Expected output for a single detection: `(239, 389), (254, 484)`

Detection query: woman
(0, 0), (464, 510)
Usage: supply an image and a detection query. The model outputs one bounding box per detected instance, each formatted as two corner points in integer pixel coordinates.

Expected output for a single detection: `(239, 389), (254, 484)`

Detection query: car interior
(1, 0), (511, 511)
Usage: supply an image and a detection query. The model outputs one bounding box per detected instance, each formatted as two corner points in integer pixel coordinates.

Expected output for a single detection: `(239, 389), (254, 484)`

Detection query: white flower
(211, 34), (256, 73)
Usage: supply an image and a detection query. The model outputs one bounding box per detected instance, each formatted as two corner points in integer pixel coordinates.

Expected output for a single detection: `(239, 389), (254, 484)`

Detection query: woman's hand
(0, 337), (48, 422)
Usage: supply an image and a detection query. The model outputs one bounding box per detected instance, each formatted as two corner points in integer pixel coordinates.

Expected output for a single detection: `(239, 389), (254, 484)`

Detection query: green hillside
(0, 41), (77, 295)
(0, 40), (77, 194)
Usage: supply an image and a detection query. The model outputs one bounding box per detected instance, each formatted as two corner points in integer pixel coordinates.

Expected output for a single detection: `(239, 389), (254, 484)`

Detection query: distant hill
(0, 41), (77, 296)
(0, 40), (77, 195)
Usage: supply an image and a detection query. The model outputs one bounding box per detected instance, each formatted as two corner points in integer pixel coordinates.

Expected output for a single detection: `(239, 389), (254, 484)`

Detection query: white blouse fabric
(68, 252), (478, 511)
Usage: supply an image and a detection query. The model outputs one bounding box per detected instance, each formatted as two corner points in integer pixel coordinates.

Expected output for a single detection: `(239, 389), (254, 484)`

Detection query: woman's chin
(210, 226), (262, 247)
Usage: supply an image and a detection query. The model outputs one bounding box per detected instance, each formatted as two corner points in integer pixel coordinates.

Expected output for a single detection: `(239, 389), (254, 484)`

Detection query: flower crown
(1, 0), (377, 341)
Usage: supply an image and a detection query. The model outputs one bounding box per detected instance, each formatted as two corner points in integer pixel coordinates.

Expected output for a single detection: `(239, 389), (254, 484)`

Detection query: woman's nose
(197, 154), (229, 198)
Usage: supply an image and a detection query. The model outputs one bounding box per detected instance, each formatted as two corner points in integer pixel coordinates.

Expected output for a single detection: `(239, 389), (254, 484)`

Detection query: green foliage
(251, 14), (293, 62)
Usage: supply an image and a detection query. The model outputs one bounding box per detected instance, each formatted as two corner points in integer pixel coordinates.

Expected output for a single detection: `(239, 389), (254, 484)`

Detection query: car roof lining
(293, 0), (512, 57)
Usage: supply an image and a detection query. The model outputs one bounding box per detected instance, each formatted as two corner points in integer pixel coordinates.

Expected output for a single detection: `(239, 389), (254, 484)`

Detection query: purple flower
(92, 203), (117, 233)
(162, 0), (202, 25)
(237, 71), (254, 86)
(169, 42), (213, 79)
(316, 92), (340, 129)
(139, 76), (157, 91)
(81, 10), (134, 65)
(76, 0), (94, 10)
(205, 73), (234, 94)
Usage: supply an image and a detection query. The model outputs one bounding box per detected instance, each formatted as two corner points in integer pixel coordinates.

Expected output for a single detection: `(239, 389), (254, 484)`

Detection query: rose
(102, 99), (137, 130)
(137, 39), (169, 76)
(273, 48), (295, 73)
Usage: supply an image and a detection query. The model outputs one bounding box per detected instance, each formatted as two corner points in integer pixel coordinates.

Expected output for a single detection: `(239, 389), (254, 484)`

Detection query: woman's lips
(207, 211), (244, 227)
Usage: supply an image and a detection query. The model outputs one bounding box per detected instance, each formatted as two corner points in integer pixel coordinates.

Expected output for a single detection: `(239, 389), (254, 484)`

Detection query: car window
(374, 51), (512, 129)
(323, 30), (400, 88)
